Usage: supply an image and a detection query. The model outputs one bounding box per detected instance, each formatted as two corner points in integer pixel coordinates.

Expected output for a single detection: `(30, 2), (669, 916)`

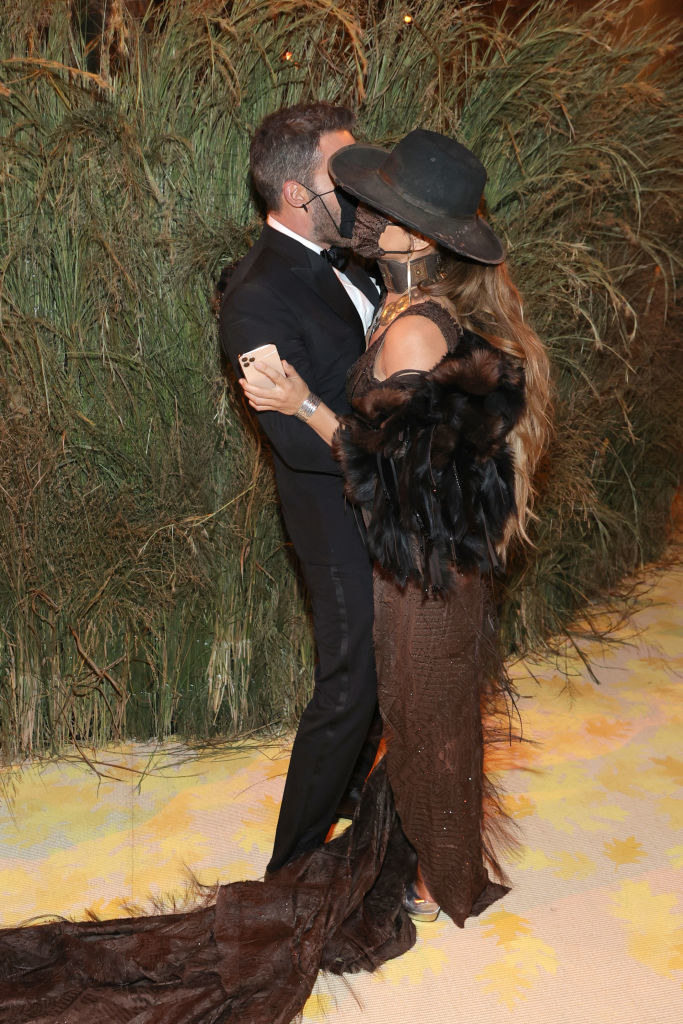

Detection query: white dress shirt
(267, 214), (377, 333)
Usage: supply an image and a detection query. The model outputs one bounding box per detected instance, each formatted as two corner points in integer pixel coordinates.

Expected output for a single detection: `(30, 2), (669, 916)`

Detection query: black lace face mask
(349, 204), (393, 259)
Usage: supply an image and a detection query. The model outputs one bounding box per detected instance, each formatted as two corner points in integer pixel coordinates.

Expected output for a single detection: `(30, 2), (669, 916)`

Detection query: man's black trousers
(266, 558), (378, 873)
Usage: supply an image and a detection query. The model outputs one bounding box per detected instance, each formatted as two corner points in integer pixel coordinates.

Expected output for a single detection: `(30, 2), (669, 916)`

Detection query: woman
(240, 129), (550, 923)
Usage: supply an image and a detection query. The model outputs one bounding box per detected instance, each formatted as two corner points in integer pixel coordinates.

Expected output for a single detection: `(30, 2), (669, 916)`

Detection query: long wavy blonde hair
(425, 255), (552, 549)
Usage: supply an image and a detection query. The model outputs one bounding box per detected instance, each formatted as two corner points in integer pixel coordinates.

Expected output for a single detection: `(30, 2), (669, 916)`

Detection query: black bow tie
(320, 246), (350, 272)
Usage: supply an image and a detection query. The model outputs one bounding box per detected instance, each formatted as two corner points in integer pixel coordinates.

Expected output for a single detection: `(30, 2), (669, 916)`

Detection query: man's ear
(282, 180), (310, 211)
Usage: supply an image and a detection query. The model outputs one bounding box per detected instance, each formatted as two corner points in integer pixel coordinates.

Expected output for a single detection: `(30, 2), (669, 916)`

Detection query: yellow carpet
(1, 563), (681, 1022)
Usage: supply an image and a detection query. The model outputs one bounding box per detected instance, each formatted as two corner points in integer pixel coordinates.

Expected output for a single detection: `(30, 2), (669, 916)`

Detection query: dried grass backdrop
(0, 0), (680, 760)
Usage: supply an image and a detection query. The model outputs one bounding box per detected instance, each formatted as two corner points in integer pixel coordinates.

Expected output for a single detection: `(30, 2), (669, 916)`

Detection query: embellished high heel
(403, 881), (441, 922)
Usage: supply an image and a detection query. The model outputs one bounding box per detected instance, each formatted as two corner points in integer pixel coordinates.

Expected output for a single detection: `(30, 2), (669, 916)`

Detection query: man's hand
(240, 359), (310, 416)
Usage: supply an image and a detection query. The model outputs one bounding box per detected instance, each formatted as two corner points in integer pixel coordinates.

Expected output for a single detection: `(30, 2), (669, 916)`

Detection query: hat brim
(329, 144), (505, 265)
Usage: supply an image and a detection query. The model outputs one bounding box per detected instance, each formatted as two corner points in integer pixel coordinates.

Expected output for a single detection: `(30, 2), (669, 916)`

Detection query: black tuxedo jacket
(219, 224), (380, 565)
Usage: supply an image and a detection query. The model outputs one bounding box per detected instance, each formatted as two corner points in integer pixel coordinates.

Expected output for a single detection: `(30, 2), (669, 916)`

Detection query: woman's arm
(240, 360), (339, 447)
(241, 313), (448, 444)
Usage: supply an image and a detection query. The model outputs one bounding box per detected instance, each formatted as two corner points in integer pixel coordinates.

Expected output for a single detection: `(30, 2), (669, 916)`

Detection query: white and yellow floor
(1, 562), (681, 1023)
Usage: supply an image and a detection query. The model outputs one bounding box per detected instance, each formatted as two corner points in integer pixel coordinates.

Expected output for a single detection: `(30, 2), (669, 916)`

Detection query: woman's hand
(239, 359), (309, 416)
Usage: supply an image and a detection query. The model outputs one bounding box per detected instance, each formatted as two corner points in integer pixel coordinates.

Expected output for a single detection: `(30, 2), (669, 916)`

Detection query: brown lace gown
(346, 299), (514, 923)
(0, 302), (516, 1024)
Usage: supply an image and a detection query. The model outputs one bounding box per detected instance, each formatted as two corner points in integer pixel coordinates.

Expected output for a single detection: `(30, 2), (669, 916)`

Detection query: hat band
(377, 166), (477, 223)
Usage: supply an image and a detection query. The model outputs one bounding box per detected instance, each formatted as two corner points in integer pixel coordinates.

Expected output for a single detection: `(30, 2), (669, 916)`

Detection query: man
(219, 103), (381, 874)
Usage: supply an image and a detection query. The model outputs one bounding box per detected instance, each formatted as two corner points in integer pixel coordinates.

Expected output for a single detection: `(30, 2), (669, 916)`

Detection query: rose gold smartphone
(238, 343), (284, 389)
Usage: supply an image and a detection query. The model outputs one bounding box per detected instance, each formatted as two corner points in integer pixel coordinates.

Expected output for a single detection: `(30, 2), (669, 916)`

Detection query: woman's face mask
(349, 204), (393, 259)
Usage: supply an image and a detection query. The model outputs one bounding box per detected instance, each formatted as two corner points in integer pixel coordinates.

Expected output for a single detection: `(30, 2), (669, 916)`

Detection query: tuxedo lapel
(343, 259), (382, 309)
(261, 224), (365, 332)
(291, 259), (365, 330)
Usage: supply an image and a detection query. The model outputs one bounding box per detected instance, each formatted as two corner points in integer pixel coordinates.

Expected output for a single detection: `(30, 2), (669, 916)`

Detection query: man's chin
(317, 232), (348, 249)
(309, 212), (346, 250)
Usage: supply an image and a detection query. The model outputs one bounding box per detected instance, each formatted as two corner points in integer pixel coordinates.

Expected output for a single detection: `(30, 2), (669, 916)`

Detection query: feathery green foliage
(0, 0), (680, 760)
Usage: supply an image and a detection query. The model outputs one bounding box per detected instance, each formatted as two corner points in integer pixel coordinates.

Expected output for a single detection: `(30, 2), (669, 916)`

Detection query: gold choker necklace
(376, 292), (413, 330)
(377, 251), (443, 294)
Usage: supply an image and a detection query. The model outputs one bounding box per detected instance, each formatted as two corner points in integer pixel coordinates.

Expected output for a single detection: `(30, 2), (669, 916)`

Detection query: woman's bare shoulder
(378, 309), (448, 377)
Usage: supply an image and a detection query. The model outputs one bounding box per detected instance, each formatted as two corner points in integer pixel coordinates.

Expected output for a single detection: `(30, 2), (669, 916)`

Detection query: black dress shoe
(334, 786), (363, 820)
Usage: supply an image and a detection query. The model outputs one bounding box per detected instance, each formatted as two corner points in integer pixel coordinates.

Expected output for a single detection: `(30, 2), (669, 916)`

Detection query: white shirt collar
(266, 213), (323, 256)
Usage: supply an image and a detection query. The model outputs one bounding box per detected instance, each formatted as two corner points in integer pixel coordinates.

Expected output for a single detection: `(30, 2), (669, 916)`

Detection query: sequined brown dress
(0, 302), (523, 1024)
(344, 300), (516, 924)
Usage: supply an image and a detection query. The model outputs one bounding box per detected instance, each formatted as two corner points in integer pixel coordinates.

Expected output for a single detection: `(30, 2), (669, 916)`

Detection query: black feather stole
(334, 330), (526, 590)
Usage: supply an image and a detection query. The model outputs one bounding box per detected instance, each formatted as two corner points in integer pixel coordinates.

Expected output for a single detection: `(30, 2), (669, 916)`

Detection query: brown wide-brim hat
(329, 128), (505, 265)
